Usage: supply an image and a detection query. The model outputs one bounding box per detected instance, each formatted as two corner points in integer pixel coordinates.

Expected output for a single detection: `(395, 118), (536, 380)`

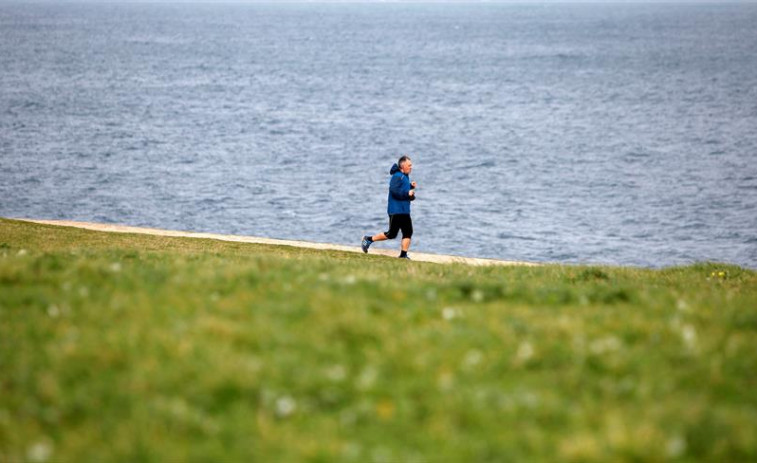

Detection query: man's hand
(408, 190), (415, 198)
(411, 181), (417, 189)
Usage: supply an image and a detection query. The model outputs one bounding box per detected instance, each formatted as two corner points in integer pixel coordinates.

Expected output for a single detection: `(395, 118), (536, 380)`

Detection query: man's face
(400, 160), (413, 174)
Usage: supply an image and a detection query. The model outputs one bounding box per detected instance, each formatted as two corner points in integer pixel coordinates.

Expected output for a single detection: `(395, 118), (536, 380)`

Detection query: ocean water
(1, 2), (756, 268)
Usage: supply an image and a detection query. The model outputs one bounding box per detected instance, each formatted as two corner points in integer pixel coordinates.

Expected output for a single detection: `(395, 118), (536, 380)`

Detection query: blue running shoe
(361, 235), (372, 253)
(399, 255), (411, 260)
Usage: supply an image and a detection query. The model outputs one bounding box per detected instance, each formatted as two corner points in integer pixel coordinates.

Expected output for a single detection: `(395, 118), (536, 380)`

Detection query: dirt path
(19, 219), (539, 267)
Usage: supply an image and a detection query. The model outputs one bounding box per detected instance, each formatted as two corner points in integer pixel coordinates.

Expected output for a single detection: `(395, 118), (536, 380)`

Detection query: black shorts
(385, 214), (413, 239)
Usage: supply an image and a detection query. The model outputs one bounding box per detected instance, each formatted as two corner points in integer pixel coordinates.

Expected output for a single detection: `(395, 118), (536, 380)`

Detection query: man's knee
(385, 229), (399, 239)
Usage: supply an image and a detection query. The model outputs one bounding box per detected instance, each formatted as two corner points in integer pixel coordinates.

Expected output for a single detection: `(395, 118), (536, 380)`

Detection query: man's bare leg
(371, 233), (388, 242)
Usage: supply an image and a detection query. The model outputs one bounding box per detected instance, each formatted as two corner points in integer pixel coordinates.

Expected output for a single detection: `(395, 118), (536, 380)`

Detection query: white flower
(516, 342), (534, 362)
(666, 435), (687, 458)
(356, 366), (378, 390)
(463, 349), (483, 369)
(590, 336), (621, 355)
(275, 396), (297, 418)
(47, 305), (60, 318)
(681, 325), (697, 350)
(326, 364), (347, 382)
(27, 441), (53, 463)
(442, 307), (458, 321)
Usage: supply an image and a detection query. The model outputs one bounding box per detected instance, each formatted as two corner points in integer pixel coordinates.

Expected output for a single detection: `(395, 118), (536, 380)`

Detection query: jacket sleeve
(389, 174), (411, 200)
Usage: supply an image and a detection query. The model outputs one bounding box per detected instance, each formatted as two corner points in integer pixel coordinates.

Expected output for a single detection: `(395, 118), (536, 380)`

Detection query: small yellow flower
(376, 400), (395, 420)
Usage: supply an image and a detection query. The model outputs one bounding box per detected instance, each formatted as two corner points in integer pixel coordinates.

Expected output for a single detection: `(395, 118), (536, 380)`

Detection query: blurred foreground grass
(1, 218), (756, 462)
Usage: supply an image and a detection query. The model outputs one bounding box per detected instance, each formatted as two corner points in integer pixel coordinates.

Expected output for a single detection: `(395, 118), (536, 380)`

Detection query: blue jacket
(387, 163), (414, 215)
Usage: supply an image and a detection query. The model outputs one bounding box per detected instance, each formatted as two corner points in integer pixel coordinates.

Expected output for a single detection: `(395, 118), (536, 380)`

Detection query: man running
(361, 155), (416, 259)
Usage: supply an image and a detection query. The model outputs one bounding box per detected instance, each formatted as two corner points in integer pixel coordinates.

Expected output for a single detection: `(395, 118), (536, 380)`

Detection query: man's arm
(389, 174), (411, 200)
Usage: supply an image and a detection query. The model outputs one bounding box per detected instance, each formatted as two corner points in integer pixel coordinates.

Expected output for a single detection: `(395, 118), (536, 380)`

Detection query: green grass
(1, 218), (756, 462)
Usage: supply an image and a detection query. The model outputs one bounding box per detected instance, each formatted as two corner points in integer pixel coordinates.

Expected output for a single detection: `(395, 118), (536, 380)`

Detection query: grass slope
(1, 218), (756, 462)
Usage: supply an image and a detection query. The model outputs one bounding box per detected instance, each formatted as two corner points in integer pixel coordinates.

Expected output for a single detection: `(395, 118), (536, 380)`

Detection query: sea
(1, 2), (756, 268)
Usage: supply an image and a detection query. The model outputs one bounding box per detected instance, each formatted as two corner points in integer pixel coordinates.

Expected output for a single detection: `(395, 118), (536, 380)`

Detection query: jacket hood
(389, 163), (400, 175)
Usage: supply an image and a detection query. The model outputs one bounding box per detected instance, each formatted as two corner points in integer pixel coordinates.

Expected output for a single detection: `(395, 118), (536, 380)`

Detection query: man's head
(398, 155), (413, 174)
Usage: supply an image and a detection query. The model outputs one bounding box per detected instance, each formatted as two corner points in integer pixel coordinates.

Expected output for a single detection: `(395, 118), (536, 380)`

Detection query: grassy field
(1, 218), (756, 462)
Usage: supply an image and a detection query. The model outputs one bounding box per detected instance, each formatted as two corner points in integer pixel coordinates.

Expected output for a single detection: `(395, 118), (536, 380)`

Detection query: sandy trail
(18, 219), (538, 267)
